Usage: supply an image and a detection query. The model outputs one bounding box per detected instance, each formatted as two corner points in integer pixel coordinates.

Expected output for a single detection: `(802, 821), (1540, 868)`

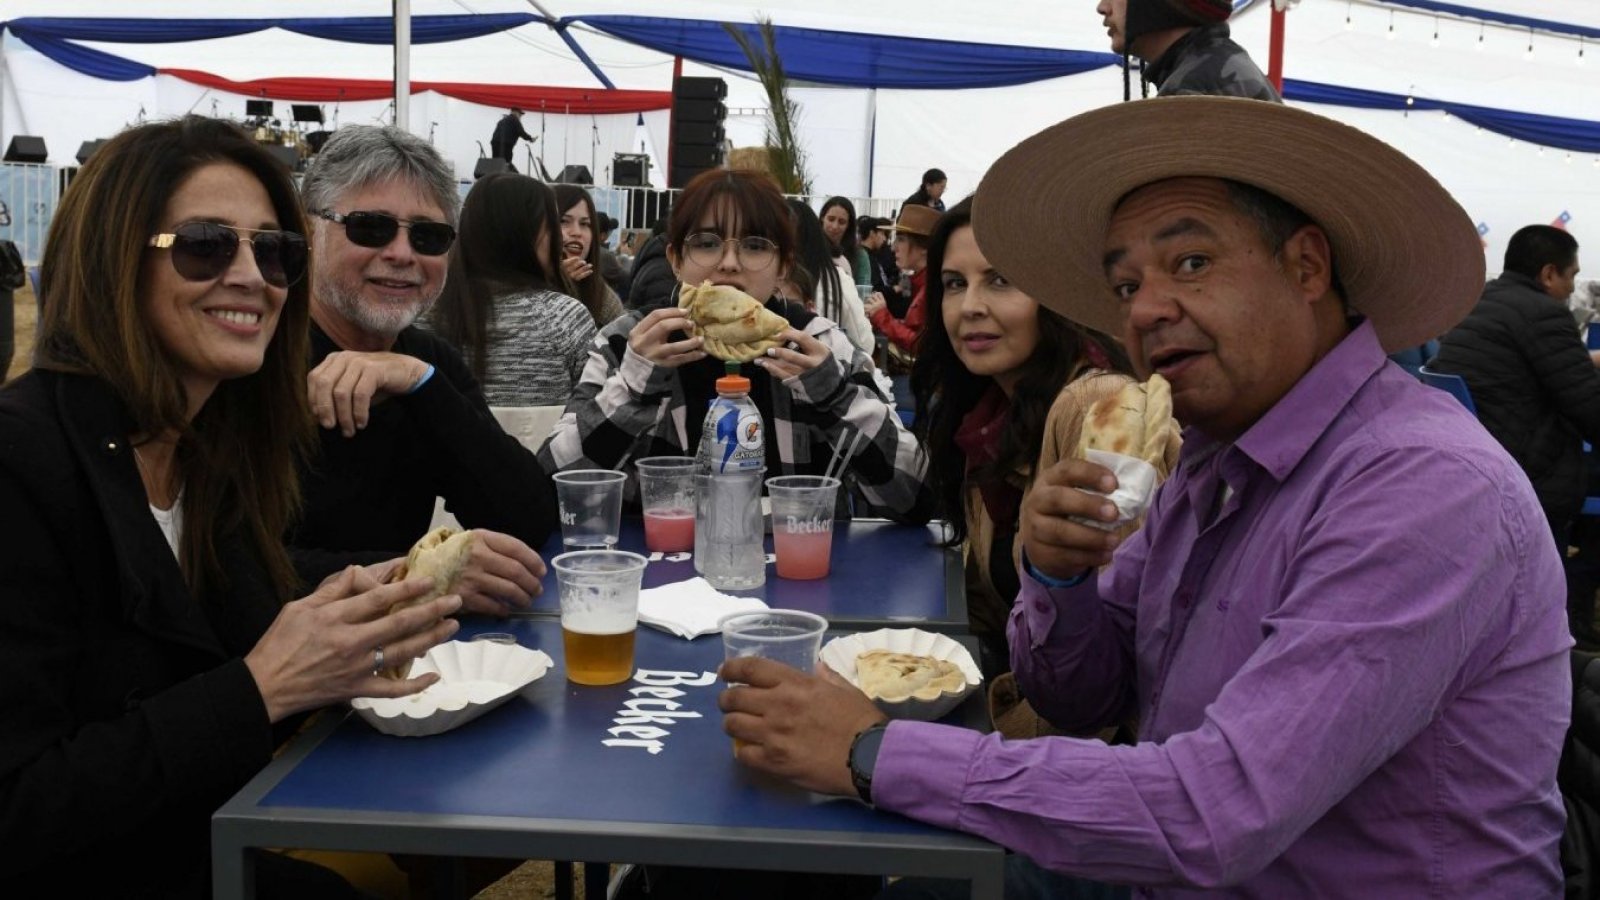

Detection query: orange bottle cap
(716, 374), (751, 393)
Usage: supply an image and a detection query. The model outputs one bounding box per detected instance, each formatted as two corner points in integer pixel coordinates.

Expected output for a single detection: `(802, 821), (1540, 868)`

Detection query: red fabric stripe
(158, 68), (672, 113)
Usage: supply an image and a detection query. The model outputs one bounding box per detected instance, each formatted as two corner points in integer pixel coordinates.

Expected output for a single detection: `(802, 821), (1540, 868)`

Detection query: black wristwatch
(848, 723), (890, 805)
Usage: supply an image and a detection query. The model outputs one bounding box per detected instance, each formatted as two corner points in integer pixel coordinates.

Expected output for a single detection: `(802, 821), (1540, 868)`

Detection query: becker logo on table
(601, 669), (716, 755)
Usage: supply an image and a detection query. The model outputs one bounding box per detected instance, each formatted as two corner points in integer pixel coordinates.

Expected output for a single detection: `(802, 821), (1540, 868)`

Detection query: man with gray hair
(291, 125), (557, 613)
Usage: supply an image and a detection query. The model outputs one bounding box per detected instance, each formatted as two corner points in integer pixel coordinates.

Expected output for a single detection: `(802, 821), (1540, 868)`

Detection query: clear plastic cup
(636, 456), (698, 553)
(856, 283), (874, 303)
(766, 475), (841, 580)
(721, 609), (829, 750)
(552, 469), (626, 550)
(553, 550), (648, 686)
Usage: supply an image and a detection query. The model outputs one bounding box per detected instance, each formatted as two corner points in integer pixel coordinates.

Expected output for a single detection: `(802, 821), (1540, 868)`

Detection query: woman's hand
(862, 292), (887, 318)
(561, 255), (595, 284)
(755, 328), (832, 382)
(627, 307), (706, 369)
(244, 566), (462, 723)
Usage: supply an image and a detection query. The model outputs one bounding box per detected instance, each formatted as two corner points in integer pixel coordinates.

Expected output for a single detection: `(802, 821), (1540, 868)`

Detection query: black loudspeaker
(675, 122), (725, 146)
(669, 76), (728, 189)
(673, 77), (728, 100)
(291, 104), (324, 123)
(304, 130), (332, 154)
(75, 140), (107, 165)
(612, 153), (650, 188)
(474, 157), (512, 179)
(4, 135), (47, 163)
(556, 165), (593, 185)
(246, 99), (274, 118)
(263, 144), (298, 171)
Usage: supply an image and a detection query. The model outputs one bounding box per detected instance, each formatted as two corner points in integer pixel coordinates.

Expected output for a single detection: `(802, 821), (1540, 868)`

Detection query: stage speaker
(263, 144), (298, 172)
(556, 165), (593, 185)
(474, 157), (513, 179)
(304, 130), (332, 154)
(669, 76), (728, 189)
(4, 135), (47, 164)
(75, 140), (107, 165)
(673, 77), (728, 101)
(612, 153), (650, 188)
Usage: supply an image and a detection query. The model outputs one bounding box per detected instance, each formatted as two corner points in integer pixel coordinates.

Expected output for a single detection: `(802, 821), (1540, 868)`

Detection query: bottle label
(702, 399), (764, 473)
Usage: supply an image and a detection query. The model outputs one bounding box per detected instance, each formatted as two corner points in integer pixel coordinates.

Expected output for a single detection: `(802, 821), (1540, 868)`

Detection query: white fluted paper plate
(819, 628), (981, 721)
(351, 640), (554, 737)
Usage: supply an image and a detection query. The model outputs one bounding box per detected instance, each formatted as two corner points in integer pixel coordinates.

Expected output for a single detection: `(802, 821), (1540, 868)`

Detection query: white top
(147, 494), (184, 559)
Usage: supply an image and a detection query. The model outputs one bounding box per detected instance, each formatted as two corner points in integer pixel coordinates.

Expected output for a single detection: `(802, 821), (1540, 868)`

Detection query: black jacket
(489, 113), (532, 162)
(627, 233), (677, 312)
(1562, 651), (1600, 899)
(1435, 273), (1600, 529)
(0, 371), (287, 897)
(290, 323), (559, 585)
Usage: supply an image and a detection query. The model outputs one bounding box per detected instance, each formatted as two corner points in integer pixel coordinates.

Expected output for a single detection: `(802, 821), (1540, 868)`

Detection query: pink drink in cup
(636, 456), (698, 552)
(766, 475), (841, 580)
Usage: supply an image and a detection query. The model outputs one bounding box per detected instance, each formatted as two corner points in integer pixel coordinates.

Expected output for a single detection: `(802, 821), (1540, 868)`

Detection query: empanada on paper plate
(856, 649), (967, 703)
(380, 527), (475, 678)
(678, 280), (788, 363)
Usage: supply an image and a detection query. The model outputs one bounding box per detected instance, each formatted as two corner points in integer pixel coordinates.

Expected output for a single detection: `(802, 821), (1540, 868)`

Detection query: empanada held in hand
(678, 280), (788, 363)
(379, 527), (475, 678)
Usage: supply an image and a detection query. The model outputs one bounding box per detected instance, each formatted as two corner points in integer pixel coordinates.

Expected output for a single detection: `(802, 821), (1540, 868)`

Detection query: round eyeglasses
(682, 233), (779, 272)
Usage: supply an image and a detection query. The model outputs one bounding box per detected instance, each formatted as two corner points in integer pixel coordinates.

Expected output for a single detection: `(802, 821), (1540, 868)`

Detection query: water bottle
(694, 367), (766, 590)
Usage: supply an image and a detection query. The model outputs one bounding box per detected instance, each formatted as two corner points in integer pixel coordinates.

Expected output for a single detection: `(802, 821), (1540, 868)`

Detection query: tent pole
(668, 56), (683, 186)
(1267, 3), (1285, 95)
(394, 0), (412, 131)
(866, 88), (877, 199)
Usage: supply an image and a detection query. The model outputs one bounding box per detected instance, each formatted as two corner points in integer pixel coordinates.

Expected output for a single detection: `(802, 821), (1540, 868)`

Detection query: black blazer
(0, 370), (285, 897)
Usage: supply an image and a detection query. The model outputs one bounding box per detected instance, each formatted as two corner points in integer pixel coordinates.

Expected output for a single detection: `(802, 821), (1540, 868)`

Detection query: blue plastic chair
(1417, 366), (1477, 417)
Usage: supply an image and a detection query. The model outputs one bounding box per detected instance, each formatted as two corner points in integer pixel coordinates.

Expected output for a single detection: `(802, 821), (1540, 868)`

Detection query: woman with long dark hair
(554, 183), (625, 327)
(0, 116), (457, 896)
(910, 196), (1174, 676)
(787, 198), (875, 355)
(430, 173), (596, 405)
(819, 195), (871, 288)
(904, 167), (949, 212)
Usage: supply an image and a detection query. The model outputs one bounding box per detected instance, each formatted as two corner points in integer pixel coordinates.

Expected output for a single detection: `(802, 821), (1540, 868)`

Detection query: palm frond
(723, 17), (810, 194)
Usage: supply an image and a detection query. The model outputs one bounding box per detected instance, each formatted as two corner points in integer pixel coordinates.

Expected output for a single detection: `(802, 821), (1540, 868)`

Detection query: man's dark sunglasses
(147, 222), (307, 289)
(317, 209), (456, 256)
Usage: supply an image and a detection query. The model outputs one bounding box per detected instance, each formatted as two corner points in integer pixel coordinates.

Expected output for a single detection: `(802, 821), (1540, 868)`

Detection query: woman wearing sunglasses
(0, 117), (458, 897)
(554, 183), (625, 328)
(429, 173), (597, 406)
(540, 168), (932, 522)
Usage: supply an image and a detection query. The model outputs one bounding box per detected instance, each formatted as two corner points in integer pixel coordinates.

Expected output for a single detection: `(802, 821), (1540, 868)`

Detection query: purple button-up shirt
(875, 322), (1571, 897)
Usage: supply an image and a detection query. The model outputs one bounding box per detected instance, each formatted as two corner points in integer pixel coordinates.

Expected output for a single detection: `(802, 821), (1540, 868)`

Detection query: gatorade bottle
(694, 364), (766, 589)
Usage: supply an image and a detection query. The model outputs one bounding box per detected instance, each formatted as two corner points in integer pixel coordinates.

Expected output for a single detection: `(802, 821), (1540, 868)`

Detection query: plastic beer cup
(766, 475), (841, 580)
(552, 469), (626, 550)
(554, 550), (647, 686)
(636, 456), (698, 553)
(720, 609), (828, 751)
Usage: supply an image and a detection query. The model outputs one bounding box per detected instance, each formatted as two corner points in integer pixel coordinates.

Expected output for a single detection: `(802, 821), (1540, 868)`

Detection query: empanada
(856, 650), (967, 702)
(678, 280), (788, 363)
(379, 527), (475, 678)
(1076, 374), (1175, 467)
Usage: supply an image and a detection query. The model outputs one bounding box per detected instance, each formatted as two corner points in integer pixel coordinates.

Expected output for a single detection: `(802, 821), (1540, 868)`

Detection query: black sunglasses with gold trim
(147, 222), (308, 289)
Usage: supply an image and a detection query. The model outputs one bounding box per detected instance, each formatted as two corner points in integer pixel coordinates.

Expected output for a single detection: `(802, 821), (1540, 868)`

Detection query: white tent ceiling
(0, 1), (1595, 268)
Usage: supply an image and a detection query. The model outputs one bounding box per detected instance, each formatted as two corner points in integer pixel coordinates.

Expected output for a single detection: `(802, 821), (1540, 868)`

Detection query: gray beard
(316, 273), (435, 339)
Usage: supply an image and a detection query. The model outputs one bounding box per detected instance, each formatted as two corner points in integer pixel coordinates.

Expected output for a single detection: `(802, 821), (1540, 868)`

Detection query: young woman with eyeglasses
(0, 117), (459, 897)
(428, 173), (597, 406)
(539, 168), (933, 522)
(553, 183), (626, 328)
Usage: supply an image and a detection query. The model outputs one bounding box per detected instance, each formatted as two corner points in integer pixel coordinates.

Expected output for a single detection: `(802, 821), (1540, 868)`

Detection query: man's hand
(718, 657), (888, 797)
(307, 351), (431, 438)
(755, 328), (832, 382)
(1021, 458), (1124, 581)
(627, 307), (706, 369)
(449, 529), (547, 615)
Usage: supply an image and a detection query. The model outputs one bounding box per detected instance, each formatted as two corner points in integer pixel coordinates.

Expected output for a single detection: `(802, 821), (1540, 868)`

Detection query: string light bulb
(1430, 16), (1440, 49)
(1344, 1), (1353, 31)
(1475, 23), (1485, 52)
(1387, 11), (1396, 41)
(1524, 28), (1534, 61)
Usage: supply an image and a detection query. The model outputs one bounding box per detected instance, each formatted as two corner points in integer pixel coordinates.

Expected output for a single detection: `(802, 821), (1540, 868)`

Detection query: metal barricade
(0, 162), (63, 266)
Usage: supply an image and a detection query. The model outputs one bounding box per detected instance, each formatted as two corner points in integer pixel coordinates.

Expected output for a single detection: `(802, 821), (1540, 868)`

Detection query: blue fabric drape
(9, 28), (154, 81)
(3, 14), (540, 44)
(1373, 1), (1600, 41)
(1285, 79), (1600, 153)
(566, 15), (1120, 89)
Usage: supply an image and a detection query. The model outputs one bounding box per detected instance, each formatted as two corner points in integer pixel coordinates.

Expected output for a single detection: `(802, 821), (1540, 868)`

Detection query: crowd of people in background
(1, 0), (1596, 897)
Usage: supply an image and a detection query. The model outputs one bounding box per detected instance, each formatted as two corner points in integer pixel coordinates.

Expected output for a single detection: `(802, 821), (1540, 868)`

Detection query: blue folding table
(212, 618), (1004, 899)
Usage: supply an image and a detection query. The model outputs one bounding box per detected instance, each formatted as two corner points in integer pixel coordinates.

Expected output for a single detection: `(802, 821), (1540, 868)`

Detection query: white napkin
(636, 577), (769, 639)
(1073, 448), (1160, 531)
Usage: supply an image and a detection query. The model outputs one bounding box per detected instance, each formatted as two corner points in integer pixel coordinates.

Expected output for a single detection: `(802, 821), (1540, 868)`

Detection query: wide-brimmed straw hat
(972, 96), (1484, 352)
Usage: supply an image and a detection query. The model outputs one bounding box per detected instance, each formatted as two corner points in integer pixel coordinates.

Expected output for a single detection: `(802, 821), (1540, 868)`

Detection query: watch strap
(848, 722), (890, 805)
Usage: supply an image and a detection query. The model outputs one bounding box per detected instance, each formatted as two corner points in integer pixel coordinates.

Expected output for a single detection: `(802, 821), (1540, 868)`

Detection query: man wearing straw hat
(718, 97), (1569, 896)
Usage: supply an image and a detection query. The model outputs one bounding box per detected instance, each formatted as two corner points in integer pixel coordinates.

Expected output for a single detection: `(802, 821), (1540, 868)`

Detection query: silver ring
(372, 646), (385, 675)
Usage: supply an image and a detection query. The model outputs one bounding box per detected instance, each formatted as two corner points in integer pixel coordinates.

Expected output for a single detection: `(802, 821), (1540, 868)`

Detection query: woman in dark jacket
(0, 117), (459, 897)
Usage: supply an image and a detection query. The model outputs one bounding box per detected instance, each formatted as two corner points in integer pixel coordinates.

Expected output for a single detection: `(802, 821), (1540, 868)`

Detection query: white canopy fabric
(0, 0), (1595, 268)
